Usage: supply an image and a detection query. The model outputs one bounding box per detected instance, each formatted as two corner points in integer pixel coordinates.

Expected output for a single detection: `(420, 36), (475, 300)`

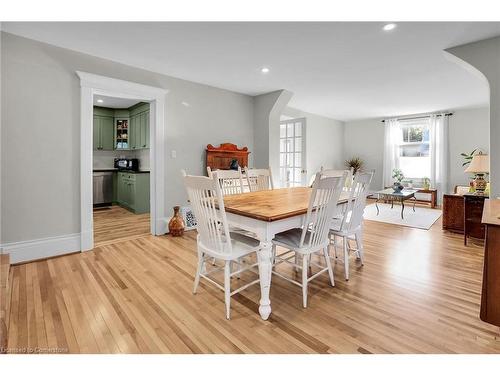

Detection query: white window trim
(77, 71), (168, 251)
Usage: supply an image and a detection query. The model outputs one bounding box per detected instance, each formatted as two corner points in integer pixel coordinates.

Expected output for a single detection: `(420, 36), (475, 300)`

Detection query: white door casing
(77, 71), (168, 251)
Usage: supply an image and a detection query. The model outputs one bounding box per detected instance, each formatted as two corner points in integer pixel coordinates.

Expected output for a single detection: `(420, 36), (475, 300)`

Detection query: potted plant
(345, 157), (364, 174)
(422, 177), (431, 190)
(392, 168), (405, 192)
(461, 149), (477, 168)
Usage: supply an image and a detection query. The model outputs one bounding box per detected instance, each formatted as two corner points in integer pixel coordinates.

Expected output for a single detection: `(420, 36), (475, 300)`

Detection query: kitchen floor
(93, 205), (150, 247)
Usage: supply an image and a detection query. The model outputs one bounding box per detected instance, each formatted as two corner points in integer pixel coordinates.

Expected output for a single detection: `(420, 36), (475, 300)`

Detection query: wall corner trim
(0, 233), (81, 264)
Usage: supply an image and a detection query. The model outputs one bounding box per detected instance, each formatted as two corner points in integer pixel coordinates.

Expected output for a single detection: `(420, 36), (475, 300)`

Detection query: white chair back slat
(340, 170), (374, 232)
(183, 173), (232, 255)
(301, 171), (347, 249)
(244, 167), (274, 192)
(207, 166), (244, 196)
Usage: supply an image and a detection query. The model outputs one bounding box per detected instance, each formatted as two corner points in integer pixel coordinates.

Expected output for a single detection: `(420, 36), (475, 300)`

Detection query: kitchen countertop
(93, 168), (150, 173)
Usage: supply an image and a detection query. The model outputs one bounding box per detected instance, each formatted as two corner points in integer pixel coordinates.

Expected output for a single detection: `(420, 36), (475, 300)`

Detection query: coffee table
(375, 188), (417, 219)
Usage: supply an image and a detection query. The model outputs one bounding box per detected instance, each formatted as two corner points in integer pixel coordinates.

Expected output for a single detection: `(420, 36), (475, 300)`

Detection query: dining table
(222, 186), (350, 320)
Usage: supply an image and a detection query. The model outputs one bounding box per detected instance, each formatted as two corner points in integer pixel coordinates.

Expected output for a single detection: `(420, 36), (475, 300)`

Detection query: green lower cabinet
(116, 172), (150, 214)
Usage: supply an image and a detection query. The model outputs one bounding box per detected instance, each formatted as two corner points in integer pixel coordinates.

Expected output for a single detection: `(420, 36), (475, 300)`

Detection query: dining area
(182, 165), (374, 320)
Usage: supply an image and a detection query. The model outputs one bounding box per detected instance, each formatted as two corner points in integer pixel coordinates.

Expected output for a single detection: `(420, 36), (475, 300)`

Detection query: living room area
(342, 106), (490, 238)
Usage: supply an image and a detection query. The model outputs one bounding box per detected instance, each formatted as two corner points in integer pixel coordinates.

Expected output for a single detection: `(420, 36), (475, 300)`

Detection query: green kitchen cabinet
(140, 111), (150, 149)
(129, 102), (150, 150)
(116, 172), (150, 214)
(129, 113), (139, 150)
(93, 115), (114, 150)
(129, 111), (149, 150)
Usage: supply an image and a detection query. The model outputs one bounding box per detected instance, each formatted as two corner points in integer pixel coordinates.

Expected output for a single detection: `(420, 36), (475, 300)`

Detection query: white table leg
(257, 240), (273, 320)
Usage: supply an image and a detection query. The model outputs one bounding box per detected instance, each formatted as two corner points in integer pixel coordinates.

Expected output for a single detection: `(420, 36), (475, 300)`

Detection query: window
(398, 118), (431, 181)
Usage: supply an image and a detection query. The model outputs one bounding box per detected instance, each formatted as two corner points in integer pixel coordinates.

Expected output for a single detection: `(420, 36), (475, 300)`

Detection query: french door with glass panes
(279, 118), (307, 187)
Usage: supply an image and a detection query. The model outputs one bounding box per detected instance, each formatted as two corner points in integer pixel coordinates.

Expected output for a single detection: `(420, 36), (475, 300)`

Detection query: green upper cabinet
(93, 104), (149, 151)
(100, 116), (115, 150)
(130, 113), (139, 150)
(93, 109), (115, 150)
(129, 103), (150, 150)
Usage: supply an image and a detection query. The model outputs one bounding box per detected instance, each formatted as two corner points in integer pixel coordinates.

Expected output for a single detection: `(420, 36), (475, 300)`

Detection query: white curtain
(382, 118), (401, 188)
(430, 114), (449, 203)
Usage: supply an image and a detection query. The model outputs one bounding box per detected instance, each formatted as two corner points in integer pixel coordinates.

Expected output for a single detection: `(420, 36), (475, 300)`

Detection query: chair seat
(330, 216), (361, 236)
(272, 228), (316, 253)
(228, 225), (258, 239)
(201, 231), (260, 260)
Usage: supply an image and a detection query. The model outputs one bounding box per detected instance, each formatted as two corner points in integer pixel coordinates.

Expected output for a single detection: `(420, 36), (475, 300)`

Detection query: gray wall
(281, 107), (345, 186)
(1, 32), (254, 243)
(343, 107), (490, 192)
(446, 37), (500, 198)
(448, 107), (490, 188)
(343, 118), (385, 190)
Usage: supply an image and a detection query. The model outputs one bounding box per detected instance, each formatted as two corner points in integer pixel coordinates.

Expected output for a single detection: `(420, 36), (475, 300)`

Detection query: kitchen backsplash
(93, 149), (150, 170)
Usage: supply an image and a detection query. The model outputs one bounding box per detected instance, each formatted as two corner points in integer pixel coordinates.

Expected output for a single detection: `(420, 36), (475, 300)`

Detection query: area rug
(363, 202), (442, 230)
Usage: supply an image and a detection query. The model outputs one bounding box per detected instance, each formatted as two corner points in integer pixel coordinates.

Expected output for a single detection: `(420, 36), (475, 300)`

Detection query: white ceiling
(4, 22), (500, 121)
(93, 95), (141, 109)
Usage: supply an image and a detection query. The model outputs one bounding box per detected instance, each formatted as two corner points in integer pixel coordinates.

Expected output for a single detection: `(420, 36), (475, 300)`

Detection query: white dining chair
(207, 166), (244, 196)
(320, 167), (354, 189)
(329, 170), (374, 281)
(243, 167), (274, 192)
(183, 172), (261, 320)
(271, 171), (347, 308)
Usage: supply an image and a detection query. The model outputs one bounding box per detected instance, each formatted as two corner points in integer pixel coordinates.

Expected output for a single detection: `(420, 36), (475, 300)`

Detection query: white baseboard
(0, 233), (81, 264)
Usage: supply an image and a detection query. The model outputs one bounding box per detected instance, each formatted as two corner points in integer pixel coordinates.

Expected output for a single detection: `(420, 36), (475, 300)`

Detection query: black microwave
(114, 158), (139, 171)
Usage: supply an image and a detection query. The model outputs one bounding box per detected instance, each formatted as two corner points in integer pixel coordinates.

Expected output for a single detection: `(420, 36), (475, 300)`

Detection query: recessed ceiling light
(97, 99), (104, 103)
(383, 23), (397, 31)
(261, 67), (270, 74)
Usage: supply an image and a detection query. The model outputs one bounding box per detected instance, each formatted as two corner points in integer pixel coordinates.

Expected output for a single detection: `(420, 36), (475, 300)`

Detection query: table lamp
(465, 152), (489, 194)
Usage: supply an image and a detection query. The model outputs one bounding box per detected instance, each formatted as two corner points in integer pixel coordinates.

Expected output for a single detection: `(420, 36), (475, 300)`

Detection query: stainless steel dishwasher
(93, 171), (113, 206)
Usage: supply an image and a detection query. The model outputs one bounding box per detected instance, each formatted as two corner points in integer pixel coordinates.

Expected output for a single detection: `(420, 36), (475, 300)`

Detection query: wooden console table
(480, 199), (500, 327)
(415, 188), (437, 208)
(464, 193), (487, 245)
(442, 193), (487, 245)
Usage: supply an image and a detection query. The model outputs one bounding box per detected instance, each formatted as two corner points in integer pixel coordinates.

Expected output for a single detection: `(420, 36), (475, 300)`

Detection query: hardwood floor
(1, 254), (11, 352)
(93, 205), (150, 247)
(5, 210), (500, 353)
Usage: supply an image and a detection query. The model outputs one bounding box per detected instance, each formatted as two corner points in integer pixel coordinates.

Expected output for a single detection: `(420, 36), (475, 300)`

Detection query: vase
(392, 182), (404, 192)
(168, 206), (185, 237)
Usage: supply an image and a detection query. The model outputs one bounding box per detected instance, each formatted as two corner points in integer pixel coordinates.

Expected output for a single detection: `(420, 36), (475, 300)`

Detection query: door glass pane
(286, 139), (293, 153)
(280, 153), (286, 167)
(295, 122), (302, 137)
(280, 139), (287, 152)
(294, 168), (301, 183)
(280, 124), (286, 138)
(295, 137), (302, 152)
(294, 153), (301, 168)
(287, 123), (294, 138)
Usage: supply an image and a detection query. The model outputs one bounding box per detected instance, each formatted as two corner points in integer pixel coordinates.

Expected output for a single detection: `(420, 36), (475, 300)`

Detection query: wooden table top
(482, 198), (500, 226)
(222, 187), (350, 222)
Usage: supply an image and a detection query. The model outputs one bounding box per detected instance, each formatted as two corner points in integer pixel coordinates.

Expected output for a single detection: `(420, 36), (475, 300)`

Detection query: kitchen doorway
(92, 95), (152, 247)
(78, 72), (168, 252)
